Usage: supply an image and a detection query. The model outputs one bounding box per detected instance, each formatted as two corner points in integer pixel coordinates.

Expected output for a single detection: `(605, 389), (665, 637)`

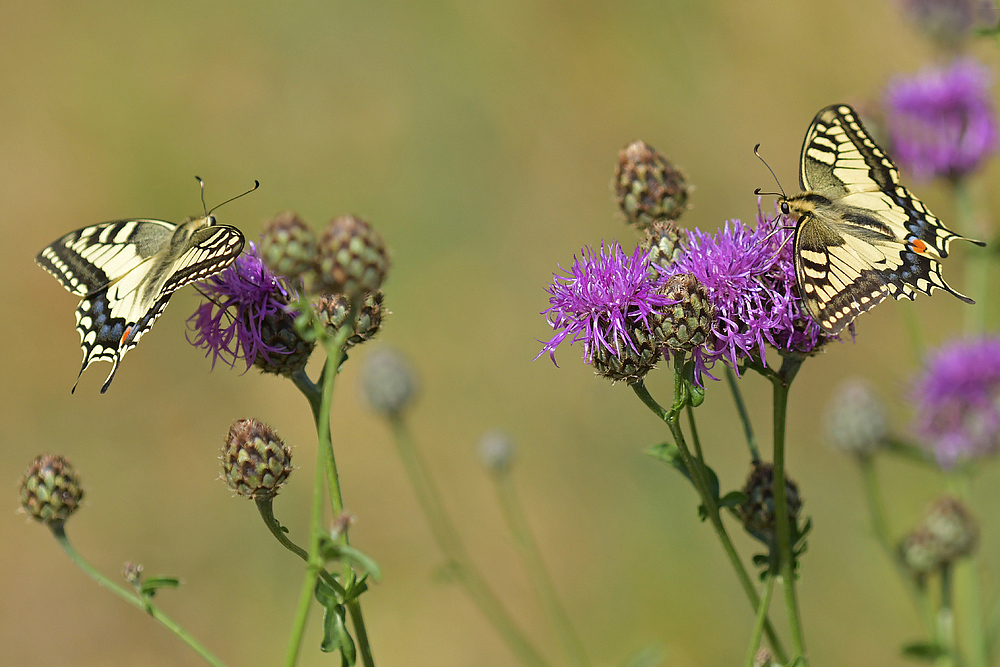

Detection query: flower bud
(640, 219), (686, 273)
(312, 215), (390, 299)
(738, 461), (802, 547)
(259, 211), (317, 283)
(222, 419), (293, 499)
(825, 379), (889, 458)
(614, 140), (689, 228)
(19, 454), (84, 525)
(660, 273), (714, 352)
(478, 430), (516, 475)
(313, 290), (385, 348)
(361, 347), (417, 417)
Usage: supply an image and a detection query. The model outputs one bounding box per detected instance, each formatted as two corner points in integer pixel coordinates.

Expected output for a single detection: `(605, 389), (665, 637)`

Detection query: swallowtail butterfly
(37, 179), (256, 392)
(779, 104), (984, 335)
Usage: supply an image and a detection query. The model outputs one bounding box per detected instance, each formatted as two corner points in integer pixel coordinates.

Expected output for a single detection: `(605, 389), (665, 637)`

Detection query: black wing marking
(161, 225), (245, 295)
(36, 220), (175, 297)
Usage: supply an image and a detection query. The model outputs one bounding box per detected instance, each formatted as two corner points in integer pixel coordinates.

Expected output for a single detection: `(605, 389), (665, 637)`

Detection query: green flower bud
(19, 454), (84, 525)
(222, 419), (293, 499)
(614, 140), (689, 228)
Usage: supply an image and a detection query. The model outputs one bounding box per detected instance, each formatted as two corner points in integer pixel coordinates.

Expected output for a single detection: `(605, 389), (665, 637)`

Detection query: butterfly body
(38, 213), (245, 393)
(781, 104), (983, 335)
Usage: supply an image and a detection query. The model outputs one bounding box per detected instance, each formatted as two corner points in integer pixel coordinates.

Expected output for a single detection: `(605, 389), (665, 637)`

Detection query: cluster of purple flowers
(538, 209), (827, 381)
(187, 242), (298, 370)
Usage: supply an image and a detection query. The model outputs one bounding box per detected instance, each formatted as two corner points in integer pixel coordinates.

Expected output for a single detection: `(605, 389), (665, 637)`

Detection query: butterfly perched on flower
(36, 179), (257, 393)
(776, 104), (984, 335)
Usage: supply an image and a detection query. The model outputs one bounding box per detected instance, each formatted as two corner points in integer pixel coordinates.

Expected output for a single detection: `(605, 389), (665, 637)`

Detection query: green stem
(389, 415), (550, 667)
(939, 563), (958, 667)
(726, 367), (761, 461)
(770, 355), (806, 662)
(285, 325), (376, 667)
(256, 497), (347, 597)
(858, 457), (935, 635)
(950, 474), (987, 667)
(632, 376), (788, 664)
(51, 524), (226, 667)
(744, 574), (776, 667)
(494, 470), (590, 667)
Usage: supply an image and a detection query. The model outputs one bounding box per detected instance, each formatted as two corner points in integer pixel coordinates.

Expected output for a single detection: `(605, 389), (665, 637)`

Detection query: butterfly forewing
(36, 220), (175, 297)
(787, 104), (983, 334)
(38, 214), (246, 393)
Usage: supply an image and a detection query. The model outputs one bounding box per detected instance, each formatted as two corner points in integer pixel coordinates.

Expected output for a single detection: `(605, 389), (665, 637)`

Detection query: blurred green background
(5, 1), (1000, 665)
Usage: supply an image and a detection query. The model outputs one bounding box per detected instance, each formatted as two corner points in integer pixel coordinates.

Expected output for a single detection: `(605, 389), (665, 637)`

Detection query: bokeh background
(4, 1), (1000, 665)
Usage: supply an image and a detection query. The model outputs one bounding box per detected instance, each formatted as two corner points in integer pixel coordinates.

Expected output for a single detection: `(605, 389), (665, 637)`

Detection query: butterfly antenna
(208, 180), (260, 215)
(195, 175), (208, 215)
(753, 144), (786, 200)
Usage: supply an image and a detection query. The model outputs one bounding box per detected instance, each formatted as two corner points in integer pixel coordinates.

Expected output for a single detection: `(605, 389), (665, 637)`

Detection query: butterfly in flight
(771, 104), (984, 335)
(36, 178), (257, 393)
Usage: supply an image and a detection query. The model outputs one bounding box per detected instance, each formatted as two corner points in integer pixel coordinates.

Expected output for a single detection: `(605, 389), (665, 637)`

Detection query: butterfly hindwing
(38, 215), (245, 393)
(785, 104), (983, 335)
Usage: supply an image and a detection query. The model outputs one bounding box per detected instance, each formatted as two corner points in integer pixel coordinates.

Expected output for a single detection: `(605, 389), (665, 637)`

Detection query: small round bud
(259, 211), (318, 282)
(222, 419), (293, 499)
(898, 496), (979, 579)
(923, 496), (978, 562)
(614, 140), (689, 228)
(825, 379), (889, 458)
(738, 461), (802, 547)
(123, 562), (144, 589)
(313, 290), (385, 348)
(640, 220), (686, 273)
(361, 347), (417, 417)
(19, 454), (84, 525)
(312, 215), (390, 299)
(251, 305), (316, 376)
(478, 430), (516, 474)
(660, 273), (715, 352)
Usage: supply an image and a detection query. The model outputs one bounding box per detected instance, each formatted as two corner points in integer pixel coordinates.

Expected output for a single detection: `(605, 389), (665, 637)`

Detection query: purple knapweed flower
(538, 242), (674, 366)
(912, 336), (1000, 469)
(658, 210), (828, 379)
(885, 59), (999, 181)
(187, 242), (299, 371)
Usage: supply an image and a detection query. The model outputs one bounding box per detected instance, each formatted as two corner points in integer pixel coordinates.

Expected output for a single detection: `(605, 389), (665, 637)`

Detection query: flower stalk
(633, 369), (788, 664)
(52, 524), (226, 667)
(388, 414), (551, 667)
(769, 354), (806, 662)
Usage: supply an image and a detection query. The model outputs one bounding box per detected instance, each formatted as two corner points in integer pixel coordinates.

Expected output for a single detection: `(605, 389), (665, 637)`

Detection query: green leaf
(901, 641), (945, 661)
(719, 491), (747, 510)
(682, 360), (705, 407)
(320, 602), (357, 664)
(318, 538), (383, 582)
(140, 577), (180, 596)
(314, 577), (342, 607)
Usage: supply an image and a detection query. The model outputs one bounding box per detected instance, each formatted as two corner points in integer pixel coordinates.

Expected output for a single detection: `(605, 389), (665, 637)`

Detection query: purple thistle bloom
(885, 59), (999, 181)
(187, 242), (299, 370)
(658, 210), (828, 379)
(538, 242), (674, 366)
(912, 336), (1000, 469)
